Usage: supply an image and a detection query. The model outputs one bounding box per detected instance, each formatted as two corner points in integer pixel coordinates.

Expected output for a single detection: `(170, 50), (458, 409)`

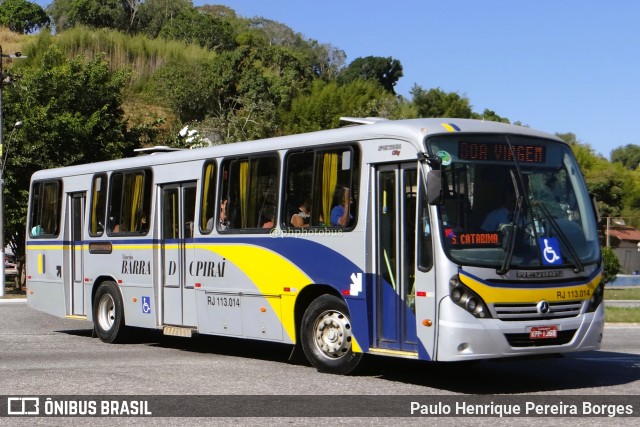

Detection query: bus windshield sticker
(539, 237), (562, 265)
(436, 150), (451, 166)
(448, 231), (500, 247)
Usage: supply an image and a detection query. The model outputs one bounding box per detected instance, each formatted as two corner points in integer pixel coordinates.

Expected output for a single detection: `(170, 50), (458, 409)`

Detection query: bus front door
(161, 182), (197, 327)
(375, 164), (418, 353)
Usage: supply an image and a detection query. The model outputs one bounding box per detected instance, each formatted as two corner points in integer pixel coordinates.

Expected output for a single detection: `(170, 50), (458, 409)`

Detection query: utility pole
(0, 46), (26, 297)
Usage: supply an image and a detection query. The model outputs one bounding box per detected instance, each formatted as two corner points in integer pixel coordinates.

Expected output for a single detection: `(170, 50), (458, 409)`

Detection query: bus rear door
(161, 182), (197, 327)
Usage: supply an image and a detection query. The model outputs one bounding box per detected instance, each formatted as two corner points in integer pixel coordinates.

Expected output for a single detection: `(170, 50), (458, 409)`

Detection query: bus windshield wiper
(496, 136), (528, 275)
(496, 192), (523, 275)
(532, 200), (584, 273)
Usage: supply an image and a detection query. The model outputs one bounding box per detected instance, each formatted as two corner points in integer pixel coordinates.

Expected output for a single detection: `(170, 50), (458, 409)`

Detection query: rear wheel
(301, 295), (363, 375)
(93, 281), (127, 343)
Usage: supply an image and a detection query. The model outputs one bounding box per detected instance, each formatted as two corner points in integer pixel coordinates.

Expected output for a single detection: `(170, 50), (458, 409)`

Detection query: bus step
(368, 348), (418, 359)
(163, 326), (194, 338)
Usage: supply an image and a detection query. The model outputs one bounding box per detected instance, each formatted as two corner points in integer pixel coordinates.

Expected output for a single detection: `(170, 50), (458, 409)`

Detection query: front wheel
(301, 295), (363, 375)
(93, 281), (127, 343)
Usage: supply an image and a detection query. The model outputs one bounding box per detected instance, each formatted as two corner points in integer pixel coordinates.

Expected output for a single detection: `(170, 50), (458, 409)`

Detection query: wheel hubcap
(98, 294), (115, 331)
(313, 310), (353, 359)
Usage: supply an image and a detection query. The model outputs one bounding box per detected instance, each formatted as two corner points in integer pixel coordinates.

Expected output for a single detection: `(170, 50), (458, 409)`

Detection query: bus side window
(89, 174), (107, 236)
(313, 148), (359, 229)
(283, 151), (313, 228)
(108, 170), (152, 235)
(284, 146), (360, 229)
(200, 161), (216, 234)
(221, 155), (279, 230)
(29, 180), (62, 238)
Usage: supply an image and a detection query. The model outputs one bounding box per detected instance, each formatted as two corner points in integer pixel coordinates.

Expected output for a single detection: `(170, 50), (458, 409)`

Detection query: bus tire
(301, 294), (363, 375)
(93, 281), (127, 343)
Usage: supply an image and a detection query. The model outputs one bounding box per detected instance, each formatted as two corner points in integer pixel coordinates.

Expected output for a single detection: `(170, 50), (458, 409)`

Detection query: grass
(605, 307), (640, 323)
(604, 288), (640, 323)
(604, 288), (640, 300)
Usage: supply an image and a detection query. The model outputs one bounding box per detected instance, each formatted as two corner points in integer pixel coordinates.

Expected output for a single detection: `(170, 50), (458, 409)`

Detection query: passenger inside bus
(481, 191), (515, 231)
(218, 198), (228, 230)
(290, 198), (311, 227)
(261, 206), (276, 228)
(109, 216), (121, 233)
(331, 186), (352, 226)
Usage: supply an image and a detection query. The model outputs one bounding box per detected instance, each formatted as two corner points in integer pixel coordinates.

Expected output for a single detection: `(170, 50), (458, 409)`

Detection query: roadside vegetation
(604, 288), (640, 300)
(605, 307), (640, 323)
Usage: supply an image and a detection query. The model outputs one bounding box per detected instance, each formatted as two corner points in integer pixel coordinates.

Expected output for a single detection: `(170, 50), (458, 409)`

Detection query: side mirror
(426, 170), (443, 205)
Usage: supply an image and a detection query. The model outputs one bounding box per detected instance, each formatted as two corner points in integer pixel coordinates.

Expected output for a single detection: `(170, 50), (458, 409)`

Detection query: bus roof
(31, 117), (563, 180)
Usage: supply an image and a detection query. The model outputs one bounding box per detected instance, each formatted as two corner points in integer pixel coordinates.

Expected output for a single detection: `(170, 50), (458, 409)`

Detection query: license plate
(529, 326), (558, 339)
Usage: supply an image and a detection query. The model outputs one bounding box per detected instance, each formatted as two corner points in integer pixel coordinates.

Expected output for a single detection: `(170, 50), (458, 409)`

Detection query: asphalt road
(1, 300), (639, 426)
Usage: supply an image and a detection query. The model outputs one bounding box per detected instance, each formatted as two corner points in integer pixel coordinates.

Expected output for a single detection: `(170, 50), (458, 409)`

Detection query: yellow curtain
(201, 163), (214, 230)
(239, 160), (248, 228)
(322, 153), (338, 225)
(130, 174), (144, 231)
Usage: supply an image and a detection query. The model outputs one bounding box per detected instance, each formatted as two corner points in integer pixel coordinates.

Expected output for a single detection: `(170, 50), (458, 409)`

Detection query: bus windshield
(427, 133), (600, 271)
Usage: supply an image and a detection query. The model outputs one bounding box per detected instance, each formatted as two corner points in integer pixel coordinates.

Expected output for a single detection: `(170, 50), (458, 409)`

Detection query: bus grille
(504, 329), (577, 347)
(493, 301), (582, 321)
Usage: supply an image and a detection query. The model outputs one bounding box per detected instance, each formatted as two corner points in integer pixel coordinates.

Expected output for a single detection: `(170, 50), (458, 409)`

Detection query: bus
(26, 117), (604, 374)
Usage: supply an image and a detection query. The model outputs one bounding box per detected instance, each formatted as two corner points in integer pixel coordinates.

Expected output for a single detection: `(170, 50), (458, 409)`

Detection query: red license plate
(529, 326), (558, 339)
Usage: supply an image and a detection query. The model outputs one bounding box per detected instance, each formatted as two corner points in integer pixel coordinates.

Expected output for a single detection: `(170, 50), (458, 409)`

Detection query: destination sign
(458, 142), (546, 163)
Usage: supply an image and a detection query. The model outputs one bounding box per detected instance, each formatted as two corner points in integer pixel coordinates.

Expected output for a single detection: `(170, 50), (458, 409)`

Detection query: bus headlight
(586, 283), (604, 313)
(449, 275), (492, 319)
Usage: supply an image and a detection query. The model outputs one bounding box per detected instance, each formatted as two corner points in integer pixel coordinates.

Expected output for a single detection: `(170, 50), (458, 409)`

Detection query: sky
(34, 0), (640, 159)
(192, 0), (639, 159)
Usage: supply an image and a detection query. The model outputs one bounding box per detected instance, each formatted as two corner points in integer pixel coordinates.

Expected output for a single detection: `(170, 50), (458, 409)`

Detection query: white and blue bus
(26, 118), (604, 374)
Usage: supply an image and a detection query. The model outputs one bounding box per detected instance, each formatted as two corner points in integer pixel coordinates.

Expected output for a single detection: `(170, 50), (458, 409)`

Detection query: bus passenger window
(220, 155), (279, 231)
(108, 170), (152, 236)
(89, 174), (107, 236)
(29, 180), (62, 238)
(284, 146), (359, 229)
(200, 161), (216, 233)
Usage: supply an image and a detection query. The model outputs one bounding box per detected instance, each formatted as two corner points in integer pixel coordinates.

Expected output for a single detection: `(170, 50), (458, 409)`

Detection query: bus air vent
(493, 301), (582, 321)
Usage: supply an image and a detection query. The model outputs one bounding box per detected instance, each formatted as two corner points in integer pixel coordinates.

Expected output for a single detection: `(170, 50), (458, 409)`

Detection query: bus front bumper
(434, 298), (605, 361)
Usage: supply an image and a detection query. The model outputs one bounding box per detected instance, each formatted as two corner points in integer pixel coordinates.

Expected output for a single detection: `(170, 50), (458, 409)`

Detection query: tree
(47, 0), (129, 32)
(305, 40), (346, 80)
(123, 0), (142, 30)
(611, 144), (640, 170)
(601, 246), (620, 284)
(338, 56), (403, 94)
(0, 0), (49, 34)
(3, 44), (136, 262)
(281, 79), (400, 134)
(157, 8), (237, 52)
(136, 0), (192, 37)
(411, 85), (473, 118)
(149, 56), (218, 122)
(474, 108), (509, 123)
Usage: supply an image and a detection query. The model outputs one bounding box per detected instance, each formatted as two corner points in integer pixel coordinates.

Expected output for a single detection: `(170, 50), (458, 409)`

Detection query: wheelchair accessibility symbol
(142, 296), (151, 314)
(539, 237), (562, 266)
